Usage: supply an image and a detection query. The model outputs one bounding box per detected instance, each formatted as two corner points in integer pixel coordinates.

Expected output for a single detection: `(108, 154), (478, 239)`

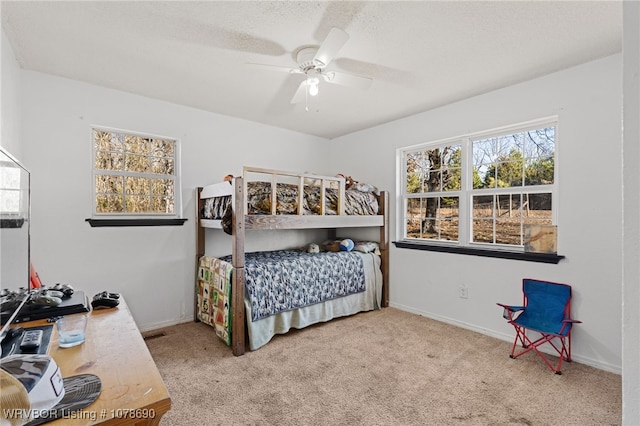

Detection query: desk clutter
(1, 286), (90, 325)
(0, 325), (53, 358)
(0, 353), (102, 425)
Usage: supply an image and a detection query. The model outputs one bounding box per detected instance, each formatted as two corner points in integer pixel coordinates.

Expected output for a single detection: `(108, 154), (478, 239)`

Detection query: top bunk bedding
(203, 181), (379, 218)
(198, 167), (385, 233)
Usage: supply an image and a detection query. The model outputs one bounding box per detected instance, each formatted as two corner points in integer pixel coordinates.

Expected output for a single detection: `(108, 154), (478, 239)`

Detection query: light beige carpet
(145, 307), (621, 425)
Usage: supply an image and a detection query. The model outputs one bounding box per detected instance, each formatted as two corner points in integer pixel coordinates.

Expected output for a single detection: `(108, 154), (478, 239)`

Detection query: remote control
(19, 329), (43, 351)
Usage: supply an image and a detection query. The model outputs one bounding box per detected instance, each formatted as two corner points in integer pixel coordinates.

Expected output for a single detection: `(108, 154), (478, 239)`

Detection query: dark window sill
(393, 241), (565, 264)
(0, 218), (25, 228)
(85, 218), (187, 227)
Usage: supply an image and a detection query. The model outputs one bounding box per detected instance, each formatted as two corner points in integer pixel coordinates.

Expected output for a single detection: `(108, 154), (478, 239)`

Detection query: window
(400, 118), (556, 251)
(91, 127), (181, 219)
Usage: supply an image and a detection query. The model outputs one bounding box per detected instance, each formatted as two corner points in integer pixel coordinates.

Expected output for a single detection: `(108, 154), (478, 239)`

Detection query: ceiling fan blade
(290, 80), (308, 104)
(313, 27), (349, 67)
(323, 71), (373, 90)
(246, 63), (302, 74)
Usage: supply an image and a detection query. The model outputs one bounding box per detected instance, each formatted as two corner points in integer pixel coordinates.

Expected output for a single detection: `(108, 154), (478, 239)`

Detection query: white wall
(622, 2), (640, 423)
(19, 70), (329, 331)
(1, 29), (22, 157)
(329, 54), (623, 373)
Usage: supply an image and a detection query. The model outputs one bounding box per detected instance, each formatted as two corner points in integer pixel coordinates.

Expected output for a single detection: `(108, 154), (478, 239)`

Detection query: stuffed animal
(306, 243), (320, 253)
(336, 174), (355, 190)
(339, 239), (355, 252)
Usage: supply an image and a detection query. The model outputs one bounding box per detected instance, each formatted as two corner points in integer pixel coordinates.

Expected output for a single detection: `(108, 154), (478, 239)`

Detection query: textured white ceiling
(1, 1), (622, 139)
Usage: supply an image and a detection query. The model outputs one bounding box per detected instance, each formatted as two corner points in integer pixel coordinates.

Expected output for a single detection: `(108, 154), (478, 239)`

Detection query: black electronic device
(14, 291), (90, 323)
(19, 329), (43, 351)
(1, 325), (53, 358)
(91, 291), (120, 309)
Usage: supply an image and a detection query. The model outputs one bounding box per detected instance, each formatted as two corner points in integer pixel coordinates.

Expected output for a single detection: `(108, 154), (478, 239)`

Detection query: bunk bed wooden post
(379, 191), (389, 308)
(195, 187), (205, 322)
(231, 177), (246, 356)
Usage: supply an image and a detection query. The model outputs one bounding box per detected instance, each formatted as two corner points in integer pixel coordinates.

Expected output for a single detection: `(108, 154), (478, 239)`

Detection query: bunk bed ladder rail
(231, 177), (246, 356)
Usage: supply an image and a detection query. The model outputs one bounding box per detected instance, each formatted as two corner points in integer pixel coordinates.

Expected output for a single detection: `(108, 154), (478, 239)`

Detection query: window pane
(495, 161), (523, 187)
(421, 218), (438, 239)
(95, 151), (123, 171)
(94, 130), (123, 152)
(406, 217), (421, 238)
(125, 176), (150, 195)
(523, 193), (552, 219)
(125, 154), (149, 173)
(423, 197), (437, 220)
(423, 147), (441, 192)
(150, 157), (174, 175)
(152, 179), (174, 197)
(126, 195), (151, 212)
(473, 219), (493, 243)
(95, 174), (123, 194)
(524, 127), (555, 159)
(406, 152), (425, 193)
(473, 195), (493, 218)
(442, 145), (461, 167)
(439, 197), (459, 219)
(96, 194), (124, 213)
(441, 219), (459, 241)
(152, 196), (174, 213)
(406, 199), (421, 238)
(496, 219), (522, 245)
(125, 136), (149, 154)
(525, 156), (554, 185)
(442, 167), (461, 191)
(151, 139), (175, 157)
(406, 198), (420, 219)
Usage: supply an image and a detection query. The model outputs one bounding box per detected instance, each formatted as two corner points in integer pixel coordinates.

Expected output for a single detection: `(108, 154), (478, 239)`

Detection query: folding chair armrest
(563, 319), (582, 324)
(497, 303), (524, 321)
(496, 303), (524, 312)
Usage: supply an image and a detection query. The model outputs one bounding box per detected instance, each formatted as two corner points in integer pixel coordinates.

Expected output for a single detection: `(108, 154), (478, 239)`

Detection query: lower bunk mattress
(196, 250), (382, 350)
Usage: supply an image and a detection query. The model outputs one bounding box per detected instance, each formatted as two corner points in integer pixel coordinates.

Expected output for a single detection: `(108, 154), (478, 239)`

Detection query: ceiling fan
(249, 27), (373, 108)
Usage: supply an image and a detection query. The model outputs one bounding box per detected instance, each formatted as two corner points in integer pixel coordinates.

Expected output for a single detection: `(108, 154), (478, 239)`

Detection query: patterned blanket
(197, 256), (233, 346)
(221, 250), (366, 322)
(201, 182), (379, 235)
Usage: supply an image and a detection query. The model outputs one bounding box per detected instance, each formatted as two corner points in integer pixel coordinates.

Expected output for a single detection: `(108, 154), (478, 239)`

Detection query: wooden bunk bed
(195, 167), (389, 356)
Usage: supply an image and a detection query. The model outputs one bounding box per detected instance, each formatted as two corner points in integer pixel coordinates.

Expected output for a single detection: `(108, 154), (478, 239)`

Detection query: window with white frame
(400, 118), (556, 250)
(91, 127), (180, 218)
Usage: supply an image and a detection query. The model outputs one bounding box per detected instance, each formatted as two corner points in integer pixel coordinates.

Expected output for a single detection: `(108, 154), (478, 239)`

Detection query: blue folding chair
(497, 278), (581, 374)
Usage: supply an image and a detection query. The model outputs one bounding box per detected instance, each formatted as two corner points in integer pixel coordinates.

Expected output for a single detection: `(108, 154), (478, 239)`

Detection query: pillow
(353, 241), (379, 254)
(350, 181), (379, 195)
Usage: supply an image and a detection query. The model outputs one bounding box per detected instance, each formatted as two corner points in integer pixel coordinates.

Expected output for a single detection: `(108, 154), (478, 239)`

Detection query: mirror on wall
(0, 146), (30, 294)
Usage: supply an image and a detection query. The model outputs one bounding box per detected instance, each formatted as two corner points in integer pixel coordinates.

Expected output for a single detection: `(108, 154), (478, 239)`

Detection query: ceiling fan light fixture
(306, 70), (320, 97)
(308, 82), (319, 96)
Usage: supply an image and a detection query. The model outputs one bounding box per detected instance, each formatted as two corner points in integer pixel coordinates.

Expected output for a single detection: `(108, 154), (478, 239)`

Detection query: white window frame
(90, 126), (182, 220)
(397, 117), (558, 252)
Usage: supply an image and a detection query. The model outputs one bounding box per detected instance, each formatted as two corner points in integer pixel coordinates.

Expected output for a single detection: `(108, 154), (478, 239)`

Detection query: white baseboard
(138, 317), (194, 333)
(388, 302), (621, 375)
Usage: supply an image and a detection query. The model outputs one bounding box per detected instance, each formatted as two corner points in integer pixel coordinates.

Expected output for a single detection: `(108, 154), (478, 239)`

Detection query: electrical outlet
(459, 284), (469, 299)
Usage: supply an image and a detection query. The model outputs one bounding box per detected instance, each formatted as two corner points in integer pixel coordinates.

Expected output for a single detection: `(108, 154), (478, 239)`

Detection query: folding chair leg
(508, 325), (571, 374)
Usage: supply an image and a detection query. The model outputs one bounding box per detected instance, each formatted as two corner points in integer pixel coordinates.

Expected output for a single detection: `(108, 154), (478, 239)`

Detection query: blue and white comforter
(221, 250), (365, 322)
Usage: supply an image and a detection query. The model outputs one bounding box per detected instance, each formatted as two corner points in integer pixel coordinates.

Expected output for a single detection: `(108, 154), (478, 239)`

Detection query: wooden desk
(18, 299), (171, 425)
